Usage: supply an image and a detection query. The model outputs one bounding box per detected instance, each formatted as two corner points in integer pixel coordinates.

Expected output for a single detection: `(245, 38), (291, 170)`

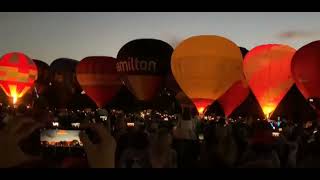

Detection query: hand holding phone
(79, 123), (116, 168)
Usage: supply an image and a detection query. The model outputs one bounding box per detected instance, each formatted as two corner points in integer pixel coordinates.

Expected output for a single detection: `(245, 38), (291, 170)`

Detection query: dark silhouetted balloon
(76, 56), (122, 108)
(117, 39), (173, 101)
(33, 59), (50, 95)
(49, 58), (81, 108)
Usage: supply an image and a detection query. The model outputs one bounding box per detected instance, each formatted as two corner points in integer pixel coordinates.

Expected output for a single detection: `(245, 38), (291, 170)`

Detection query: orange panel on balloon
(243, 44), (296, 117)
(171, 35), (243, 114)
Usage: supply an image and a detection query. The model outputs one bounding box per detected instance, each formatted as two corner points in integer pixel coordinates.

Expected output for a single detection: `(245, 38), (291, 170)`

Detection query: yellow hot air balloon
(171, 35), (243, 116)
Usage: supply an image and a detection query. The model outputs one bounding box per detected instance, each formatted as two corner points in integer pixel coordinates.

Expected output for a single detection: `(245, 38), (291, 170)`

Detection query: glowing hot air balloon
(0, 52), (38, 105)
(243, 44), (296, 119)
(171, 35), (243, 116)
(218, 47), (250, 117)
(76, 56), (122, 108)
(117, 39), (173, 101)
(292, 41), (320, 100)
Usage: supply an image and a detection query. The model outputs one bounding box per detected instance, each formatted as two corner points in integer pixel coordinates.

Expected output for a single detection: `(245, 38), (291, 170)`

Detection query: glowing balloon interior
(243, 44), (296, 119)
(171, 35), (244, 115)
(0, 52), (38, 105)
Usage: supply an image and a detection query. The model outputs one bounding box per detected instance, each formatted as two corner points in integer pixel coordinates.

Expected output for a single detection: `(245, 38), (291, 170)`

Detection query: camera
(40, 122), (100, 158)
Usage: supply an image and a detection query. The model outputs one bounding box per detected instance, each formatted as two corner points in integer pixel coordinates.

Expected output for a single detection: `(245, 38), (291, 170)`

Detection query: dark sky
(1, 12), (320, 64)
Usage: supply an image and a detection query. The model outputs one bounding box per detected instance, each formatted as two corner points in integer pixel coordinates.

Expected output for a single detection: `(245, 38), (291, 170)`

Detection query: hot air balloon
(292, 41), (320, 101)
(171, 35), (243, 116)
(218, 47), (250, 117)
(76, 56), (122, 108)
(0, 52), (37, 105)
(243, 44), (296, 119)
(33, 59), (50, 95)
(49, 58), (81, 108)
(116, 39), (173, 102)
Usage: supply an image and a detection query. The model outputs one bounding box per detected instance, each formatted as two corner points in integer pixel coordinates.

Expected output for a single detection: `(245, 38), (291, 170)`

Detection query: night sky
(1, 12), (320, 64)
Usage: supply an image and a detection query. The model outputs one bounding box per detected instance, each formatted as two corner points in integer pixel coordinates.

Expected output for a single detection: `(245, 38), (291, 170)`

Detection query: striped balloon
(76, 56), (122, 108)
(0, 52), (37, 104)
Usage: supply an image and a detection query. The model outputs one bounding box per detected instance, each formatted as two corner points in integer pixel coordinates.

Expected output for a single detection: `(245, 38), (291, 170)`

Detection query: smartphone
(40, 129), (83, 147)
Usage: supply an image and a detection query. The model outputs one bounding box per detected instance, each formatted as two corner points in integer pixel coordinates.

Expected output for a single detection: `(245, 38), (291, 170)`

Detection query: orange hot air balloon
(117, 39), (173, 102)
(243, 44), (296, 119)
(292, 41), (320, 100)
(0, 52), (38, 105)
(171, 35), (243, 115)
(76, 56), (122, 108)
(218, 47), (250, 117)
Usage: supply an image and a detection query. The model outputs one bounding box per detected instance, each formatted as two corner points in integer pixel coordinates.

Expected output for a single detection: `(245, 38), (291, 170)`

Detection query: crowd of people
(0, 103), (320, 168)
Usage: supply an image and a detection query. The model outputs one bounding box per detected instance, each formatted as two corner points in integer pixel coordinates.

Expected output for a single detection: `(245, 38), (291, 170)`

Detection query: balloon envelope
(116, 39), (173, 101)
(243, 44), (296, 118)
(76, 56), (122, 108)
(292, 41), (320, 100)
(218, 47), (250, 117)
(33, 59), (49, 95)
(171, 35), (243, 115)
(49, 58), (80, 108)
(0, 52), (37, 104)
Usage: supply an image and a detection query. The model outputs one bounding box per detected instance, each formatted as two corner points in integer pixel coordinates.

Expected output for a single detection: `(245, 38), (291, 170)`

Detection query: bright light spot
(197, 107), (205, 114)
(52, 122), (59, 127)
(262, 105), (275, 119)
(12, 96), (17, 105)
(81, 91), (86, 94)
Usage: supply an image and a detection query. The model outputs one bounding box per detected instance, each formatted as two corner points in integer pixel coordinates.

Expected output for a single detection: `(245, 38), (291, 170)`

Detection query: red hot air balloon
(243, 44), (296, 119)
(117, 39), (173, 101)
(292, 41), (320, 100)
(0, 52), (38, 105)
(76, 56), (122, 108)
(218, 47), (250, 117)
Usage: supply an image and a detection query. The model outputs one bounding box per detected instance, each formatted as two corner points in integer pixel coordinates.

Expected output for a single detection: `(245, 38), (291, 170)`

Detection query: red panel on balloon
(76, 56), (122, 108)
(218, 80), (249, 117)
